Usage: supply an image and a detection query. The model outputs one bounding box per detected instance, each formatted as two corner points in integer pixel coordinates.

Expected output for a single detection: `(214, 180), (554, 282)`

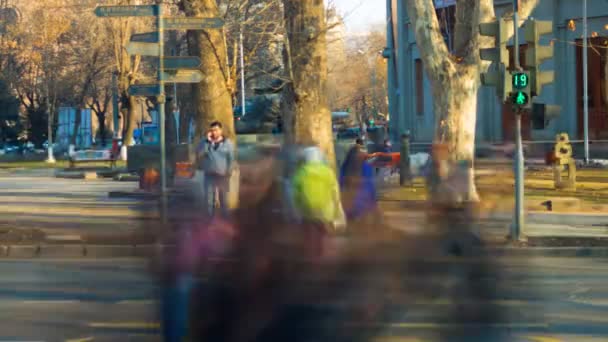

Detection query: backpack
(292, 161), (346, 232)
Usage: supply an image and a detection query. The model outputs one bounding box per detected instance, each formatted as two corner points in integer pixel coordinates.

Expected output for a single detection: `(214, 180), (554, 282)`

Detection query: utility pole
(583, 0), (590, 163)
(240, 31), (246, 117)
(45, 76), (55, 163)
(512, 0), (525, 241)
(112, 72), (120, 139)
(157, 1), (168, 225)
(171, 47), (179, 144)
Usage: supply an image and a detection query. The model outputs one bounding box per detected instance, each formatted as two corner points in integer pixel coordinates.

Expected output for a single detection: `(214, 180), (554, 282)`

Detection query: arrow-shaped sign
(94, 5), (158, 17)
(161, 17), (224, 30)
(161, 70), (204, 83)
(131, 32), (159, 43)
(126, 41), (160, 56)
(128, 84), (161, 97)
(162, 56), (202, 70)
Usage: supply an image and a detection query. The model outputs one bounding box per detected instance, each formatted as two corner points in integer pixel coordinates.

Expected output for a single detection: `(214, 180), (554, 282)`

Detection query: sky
(332, 0), (386, 34)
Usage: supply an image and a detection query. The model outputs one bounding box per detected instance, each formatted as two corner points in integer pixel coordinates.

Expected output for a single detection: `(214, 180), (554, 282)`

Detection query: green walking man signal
(512, 91), (529, 106)
(510, 72), (530, 108)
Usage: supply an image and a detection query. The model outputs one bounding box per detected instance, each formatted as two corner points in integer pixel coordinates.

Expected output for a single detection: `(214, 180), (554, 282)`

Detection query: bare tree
(67, 8), (114, 147)
(1, 0), (74, 147)
(405, 0), (539, 201)
(180, 0), (235, 141)
(87, 78), (112, 147)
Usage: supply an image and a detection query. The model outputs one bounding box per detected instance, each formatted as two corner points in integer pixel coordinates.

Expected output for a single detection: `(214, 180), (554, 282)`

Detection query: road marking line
(66, 337), (94, 342)
(21, 300), (81, 305)
(372, 338), (426, 342)
(544, 313), (608, 324)
(345, 322), (549, 329)
(116, 300), (156, 305)
(525, 336), (562, 342)
(87, 322), (160, 329)
(409, 299), (532, 306)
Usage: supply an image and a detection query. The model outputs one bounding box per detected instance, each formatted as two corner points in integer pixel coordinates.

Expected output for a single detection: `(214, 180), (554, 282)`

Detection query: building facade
(387, 0), (608, 143)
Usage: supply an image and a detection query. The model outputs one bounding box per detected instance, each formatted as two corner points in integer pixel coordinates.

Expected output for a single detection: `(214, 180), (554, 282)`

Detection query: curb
(485, 246), (608, 258)
(0, 244), (164, 259)
(1, 244), (608, 259)
(54, 170), (98, 179)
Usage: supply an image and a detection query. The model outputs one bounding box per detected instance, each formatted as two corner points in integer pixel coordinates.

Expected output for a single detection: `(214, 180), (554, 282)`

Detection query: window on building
(436, 5), (456, 52)
(602, 42), (607, 109)
(415, 59), (424, 116)
(576, 37), (608, 109)
(507, 44), (528, 71)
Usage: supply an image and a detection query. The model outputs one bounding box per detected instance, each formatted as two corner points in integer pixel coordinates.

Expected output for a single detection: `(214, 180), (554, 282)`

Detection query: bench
(69, 150), (117, 169)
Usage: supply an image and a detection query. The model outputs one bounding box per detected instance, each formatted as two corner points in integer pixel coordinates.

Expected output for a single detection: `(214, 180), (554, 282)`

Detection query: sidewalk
(379, 167), (608, 246)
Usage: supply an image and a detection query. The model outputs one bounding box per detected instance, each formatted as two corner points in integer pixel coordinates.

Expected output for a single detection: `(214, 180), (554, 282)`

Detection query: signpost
(512, 0), (525, 242)
(128, 84), (162, 97)
(95, 3), (224, 225)
(131, 32), (159, 43)
(163, 56), (202, 70)
(161, 17), (224, 30)
(126, 41), (160, 56)
(162, 70), (204, 83)
(94, 5), (158, 17)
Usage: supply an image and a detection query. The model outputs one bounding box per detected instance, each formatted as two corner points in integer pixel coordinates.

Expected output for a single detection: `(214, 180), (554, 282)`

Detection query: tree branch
(453, 0), (479, 60)
(405, 0), (455, 81)
(475, 0), (540, 67)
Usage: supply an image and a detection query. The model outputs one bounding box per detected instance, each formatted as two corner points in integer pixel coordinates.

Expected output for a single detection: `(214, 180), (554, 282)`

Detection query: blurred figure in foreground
(157, 143), (532, 342)
(339, 138), (378, 224)
(382, 138), (392, 153)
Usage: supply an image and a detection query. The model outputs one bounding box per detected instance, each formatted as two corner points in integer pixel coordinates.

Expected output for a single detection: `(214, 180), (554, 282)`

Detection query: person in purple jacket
(339, 138), (378, 222)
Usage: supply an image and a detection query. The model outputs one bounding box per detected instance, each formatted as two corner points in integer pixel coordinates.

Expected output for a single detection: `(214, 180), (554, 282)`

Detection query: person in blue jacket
(339, 138), (378, 221)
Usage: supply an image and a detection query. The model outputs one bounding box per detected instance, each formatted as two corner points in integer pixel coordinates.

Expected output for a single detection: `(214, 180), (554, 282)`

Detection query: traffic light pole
(512, 0), (525, 242)
(583, 0), (590, 163)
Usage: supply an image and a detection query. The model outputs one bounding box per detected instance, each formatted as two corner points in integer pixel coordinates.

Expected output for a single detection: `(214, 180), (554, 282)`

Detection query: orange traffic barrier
(366, 152), (401, 168)
(176, 162), (195, 179)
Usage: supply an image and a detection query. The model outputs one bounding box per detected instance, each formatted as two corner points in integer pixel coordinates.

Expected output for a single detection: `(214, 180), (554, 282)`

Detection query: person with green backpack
(288, 146), (346, 257)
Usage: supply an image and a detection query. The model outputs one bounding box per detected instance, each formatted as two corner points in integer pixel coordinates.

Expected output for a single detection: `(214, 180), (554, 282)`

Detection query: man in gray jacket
(197, 121), (235, 217)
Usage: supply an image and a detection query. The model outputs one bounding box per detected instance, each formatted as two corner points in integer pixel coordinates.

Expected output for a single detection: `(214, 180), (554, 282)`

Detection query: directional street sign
(163, 56), (202, 70)
(161, 17), (224, 30)
(126, 41), (160, 56)
(131, 32), (159, 43)
(161, 70), (204, 83)
(129, 84), (162, 97)
(94, 5), (158, 17)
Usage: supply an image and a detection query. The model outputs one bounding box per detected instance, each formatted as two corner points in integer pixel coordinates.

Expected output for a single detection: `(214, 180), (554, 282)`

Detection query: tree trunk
(282, 0), (336, 169)
(98, 113), (107, 147)
(404, 0), (540, 204)
(430, 65), (480, 202)
(122, 95), (139, 148)
(604, 56), (608, 106)
(182, 0), (235, 142)
(183, 0), (238, 209)
(165, 100), (177, 146)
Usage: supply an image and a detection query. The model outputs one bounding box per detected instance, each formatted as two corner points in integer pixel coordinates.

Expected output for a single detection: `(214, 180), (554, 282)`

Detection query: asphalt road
(0, 170), (157, 241)
(1, 256), (608, 341)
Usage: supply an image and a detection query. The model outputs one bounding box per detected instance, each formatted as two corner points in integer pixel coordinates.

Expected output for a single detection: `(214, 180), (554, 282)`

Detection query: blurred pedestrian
(196, 121), (235, 217)
(339, 138), (378, 223)
(291, 146), (346, 257)
(382, 138), (392, 153)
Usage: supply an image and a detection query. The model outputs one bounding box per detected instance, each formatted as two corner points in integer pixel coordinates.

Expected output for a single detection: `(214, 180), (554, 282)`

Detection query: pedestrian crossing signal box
(511, 91), (529, 106)
(512, 72), (529, 90)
